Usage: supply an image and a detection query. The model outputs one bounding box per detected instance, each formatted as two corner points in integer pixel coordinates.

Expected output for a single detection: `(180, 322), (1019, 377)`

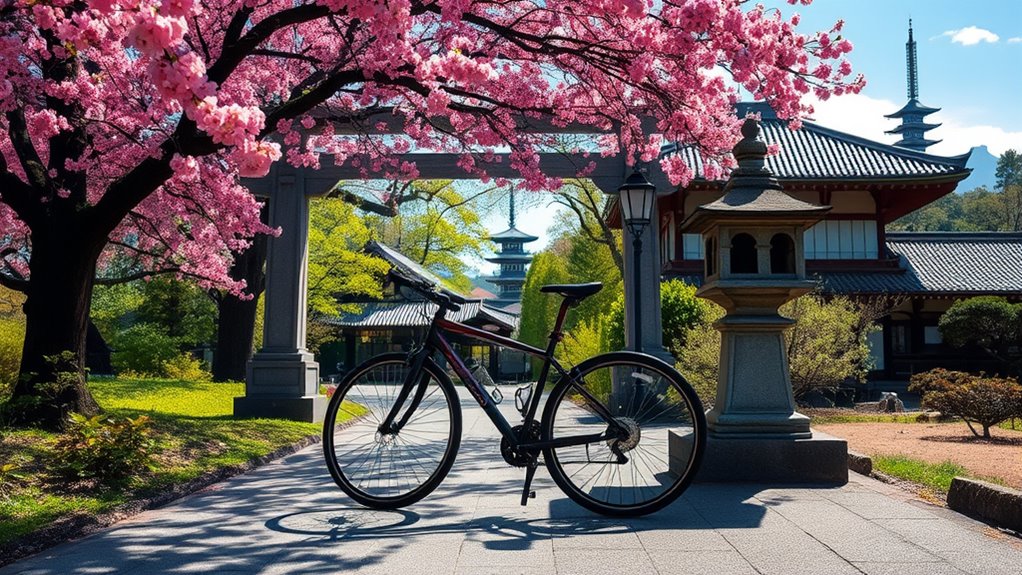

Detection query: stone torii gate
(234, 114), (674, 422)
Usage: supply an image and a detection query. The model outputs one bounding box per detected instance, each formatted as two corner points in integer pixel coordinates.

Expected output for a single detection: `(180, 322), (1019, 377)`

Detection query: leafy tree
(0, 286), (25, 398)
(367, 181), (490, 293)
(995, 149), (1022, 190)
(889, 193), (964, 232)
(89, 283), (145, 343)
(562, 220), (623, 329)
(910, 369), (1022, 439)
(939, 296), (1022, 376)
(605, 279), (709, 354)
(519, 252), (569, 369)
(137, 278), (218, 349)
(0, 1), (862, 428)
(549, 180), (625, 272)
(307, 199), (389, 317)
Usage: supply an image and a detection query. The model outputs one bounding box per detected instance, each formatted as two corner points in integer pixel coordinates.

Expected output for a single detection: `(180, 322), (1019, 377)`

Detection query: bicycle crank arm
(521, 462), (538, 506)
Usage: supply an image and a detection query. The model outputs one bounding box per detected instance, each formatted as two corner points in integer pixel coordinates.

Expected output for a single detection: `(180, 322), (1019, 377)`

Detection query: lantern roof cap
(681, 119), (829, 233)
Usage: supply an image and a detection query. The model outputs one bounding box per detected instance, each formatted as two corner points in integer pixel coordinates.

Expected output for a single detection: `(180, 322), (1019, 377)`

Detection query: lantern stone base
(234, 351), (326, 422)
(669, 429), (848, 483)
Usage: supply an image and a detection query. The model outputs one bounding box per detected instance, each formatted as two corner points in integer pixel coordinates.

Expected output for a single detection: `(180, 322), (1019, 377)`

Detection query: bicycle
(323, 271), (706, 517)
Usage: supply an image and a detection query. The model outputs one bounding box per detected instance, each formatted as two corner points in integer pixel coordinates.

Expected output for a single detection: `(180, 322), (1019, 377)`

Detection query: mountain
(958, 145), (998, 192)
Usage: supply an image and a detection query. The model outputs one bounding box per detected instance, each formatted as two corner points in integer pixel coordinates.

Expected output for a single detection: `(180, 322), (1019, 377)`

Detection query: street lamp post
(618, 169), (657, 354)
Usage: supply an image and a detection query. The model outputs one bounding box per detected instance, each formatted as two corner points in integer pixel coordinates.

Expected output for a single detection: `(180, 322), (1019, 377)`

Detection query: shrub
(606, 279), (708, 354)
(938, 296), (1022, 376)
(909, 369), (1022, 438)
(676, 295), (872, 405)
(0, 317), (25, 400)
(161, 353), (212, 382)
(111, 323), (179, 376)
(783, 296), (872, 398)
(675, 304), (725, 408)
(53, 412), (156, 483)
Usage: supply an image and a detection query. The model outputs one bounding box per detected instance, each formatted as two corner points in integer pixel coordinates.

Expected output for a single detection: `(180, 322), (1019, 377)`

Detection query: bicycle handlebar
(388, 269), (466, 311)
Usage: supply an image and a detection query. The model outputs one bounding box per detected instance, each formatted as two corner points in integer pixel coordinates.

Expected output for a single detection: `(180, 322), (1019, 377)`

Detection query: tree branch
(5, 109), (51, 192)
(207, 4), (330, 86)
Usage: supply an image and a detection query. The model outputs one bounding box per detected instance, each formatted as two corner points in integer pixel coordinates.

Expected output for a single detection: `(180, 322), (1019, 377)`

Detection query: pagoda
(885, 20), (941, 152)
(484, 190), (538, 310)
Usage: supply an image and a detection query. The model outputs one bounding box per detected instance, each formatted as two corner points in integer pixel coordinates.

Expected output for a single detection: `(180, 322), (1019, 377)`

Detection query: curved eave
(484, 255), (533, 263)
(488, 227), (540, 242)
(885, 122), (942, 134)
(884, 99), (941, 118)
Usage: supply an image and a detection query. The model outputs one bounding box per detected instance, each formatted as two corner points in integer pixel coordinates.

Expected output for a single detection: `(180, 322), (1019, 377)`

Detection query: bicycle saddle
(540, 282), (603, 300)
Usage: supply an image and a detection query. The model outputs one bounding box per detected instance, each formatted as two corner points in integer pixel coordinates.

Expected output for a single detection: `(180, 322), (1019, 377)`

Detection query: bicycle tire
(541, 351), (706, 517)
(323, 352), (462, 509)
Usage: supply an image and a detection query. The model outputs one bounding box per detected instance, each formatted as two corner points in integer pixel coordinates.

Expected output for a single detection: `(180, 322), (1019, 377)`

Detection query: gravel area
(817, 421), (1022, 490)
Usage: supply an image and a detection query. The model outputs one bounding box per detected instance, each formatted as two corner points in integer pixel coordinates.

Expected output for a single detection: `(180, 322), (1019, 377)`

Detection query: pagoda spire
(885, 19), (941, 152)
(509, 187), (516, 228)
(906, 19), (918, 100)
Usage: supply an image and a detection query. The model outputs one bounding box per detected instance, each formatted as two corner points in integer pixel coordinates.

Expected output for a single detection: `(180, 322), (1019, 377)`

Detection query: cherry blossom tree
(0, 0), (862, 428)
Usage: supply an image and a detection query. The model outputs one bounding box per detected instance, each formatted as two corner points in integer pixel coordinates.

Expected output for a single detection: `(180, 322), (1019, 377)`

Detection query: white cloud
(1008, 37), (1022, 44)
(940, 26), (1000, 46)
(804, 93), (1022, 157)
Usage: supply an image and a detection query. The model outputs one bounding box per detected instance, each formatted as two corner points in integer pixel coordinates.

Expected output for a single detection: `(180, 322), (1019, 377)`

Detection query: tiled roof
(673, 232), (1022, 296)
(367, 241), (466, 298)
(325, 300), (519, 331)
(489, 227), (539, 242)
(661, 104), (970, 182)
(866, 232), (1022, 294)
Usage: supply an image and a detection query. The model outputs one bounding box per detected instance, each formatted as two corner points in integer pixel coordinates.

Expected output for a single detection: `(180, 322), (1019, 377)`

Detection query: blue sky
(476, 0), (1022, 270)
(777, 0), (1022, 156)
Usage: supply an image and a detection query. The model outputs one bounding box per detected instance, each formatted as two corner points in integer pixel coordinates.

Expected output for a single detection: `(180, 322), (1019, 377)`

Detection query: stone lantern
(674, 118), (848, 482)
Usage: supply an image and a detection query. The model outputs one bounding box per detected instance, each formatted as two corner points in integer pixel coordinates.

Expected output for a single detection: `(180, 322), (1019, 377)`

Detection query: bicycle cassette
(500, 421), (542, 467)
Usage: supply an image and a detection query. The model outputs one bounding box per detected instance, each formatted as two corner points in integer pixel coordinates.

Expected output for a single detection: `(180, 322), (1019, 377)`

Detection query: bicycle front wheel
(542, 352), (706, 517)
(323, 353), (461, 509)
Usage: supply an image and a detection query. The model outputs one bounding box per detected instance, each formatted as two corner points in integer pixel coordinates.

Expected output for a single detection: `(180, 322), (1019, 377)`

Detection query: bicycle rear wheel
(323, 353), (461, 509)
(542, 352), (706, 517)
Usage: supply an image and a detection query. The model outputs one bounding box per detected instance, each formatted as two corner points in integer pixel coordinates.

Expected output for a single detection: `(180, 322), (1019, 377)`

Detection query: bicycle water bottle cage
(514, 384), (533, 417)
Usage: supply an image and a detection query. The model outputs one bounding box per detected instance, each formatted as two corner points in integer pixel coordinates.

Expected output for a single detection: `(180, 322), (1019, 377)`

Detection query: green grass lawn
(0, 378), (362, 547)
(872, 455), (1007, 496)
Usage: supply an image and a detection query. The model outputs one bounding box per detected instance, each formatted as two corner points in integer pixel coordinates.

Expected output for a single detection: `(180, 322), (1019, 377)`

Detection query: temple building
(638, 101), (1022, 394)
(483, 190), (538, 311)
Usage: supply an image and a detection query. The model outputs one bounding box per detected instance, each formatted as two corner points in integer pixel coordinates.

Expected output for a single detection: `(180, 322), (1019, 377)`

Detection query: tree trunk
(212, 204), (269, 382)
(10, 229), (103, 429)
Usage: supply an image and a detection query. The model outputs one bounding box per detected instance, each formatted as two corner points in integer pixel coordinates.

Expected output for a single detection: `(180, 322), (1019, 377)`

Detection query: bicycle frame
(378, 297), (624, 454)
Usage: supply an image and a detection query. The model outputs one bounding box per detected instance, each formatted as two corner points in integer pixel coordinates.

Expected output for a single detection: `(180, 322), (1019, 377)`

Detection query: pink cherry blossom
(0, 0), (865, 348)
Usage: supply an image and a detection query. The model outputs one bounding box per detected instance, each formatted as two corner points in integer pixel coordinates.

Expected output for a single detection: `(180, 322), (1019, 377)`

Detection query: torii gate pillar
(234, 167), (326, 422)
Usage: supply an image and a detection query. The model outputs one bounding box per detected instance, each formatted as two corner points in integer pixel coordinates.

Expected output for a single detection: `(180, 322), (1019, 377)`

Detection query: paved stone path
(4, 390), (1021, 575)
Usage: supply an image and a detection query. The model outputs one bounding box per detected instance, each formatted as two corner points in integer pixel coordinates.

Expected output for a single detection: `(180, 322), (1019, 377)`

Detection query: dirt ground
(816, 421), (1022, 490)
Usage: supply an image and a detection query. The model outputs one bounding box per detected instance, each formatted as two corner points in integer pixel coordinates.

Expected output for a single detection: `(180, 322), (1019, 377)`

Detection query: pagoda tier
(482, 192), (538, 309)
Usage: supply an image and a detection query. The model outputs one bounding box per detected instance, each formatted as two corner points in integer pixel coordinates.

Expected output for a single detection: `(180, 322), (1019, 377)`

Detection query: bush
(161, 353), (212, 382)
(111, 323), (179, 376)
(53, 412), (156, 483)
(938, 296), (1022, 375)
(784, 296), (872, 398)
(0, 317), (25, 400)
(909, 369), (1022, 438)
(606, 279), (708, 354)
(675, 304), (725, 408)
(676, 295), (872, 406)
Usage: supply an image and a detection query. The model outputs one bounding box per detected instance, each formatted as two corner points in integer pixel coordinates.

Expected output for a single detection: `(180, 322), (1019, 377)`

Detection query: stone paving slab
(3, 393), (1021, 575)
